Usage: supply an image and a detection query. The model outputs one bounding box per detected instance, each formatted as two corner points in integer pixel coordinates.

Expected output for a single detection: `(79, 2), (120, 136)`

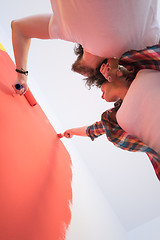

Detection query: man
(59, 45), (160, 181)
(11, 0), (160, 94)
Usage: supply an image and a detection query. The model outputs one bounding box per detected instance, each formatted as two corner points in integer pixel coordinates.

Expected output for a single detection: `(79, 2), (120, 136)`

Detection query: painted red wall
(0, 49), (72, 240)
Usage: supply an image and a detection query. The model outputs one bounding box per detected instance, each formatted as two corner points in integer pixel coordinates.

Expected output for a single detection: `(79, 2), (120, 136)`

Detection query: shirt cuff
(86, 121), (105, 141)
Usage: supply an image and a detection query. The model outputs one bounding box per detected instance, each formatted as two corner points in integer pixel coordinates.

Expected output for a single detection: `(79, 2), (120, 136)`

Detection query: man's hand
(13, 77), (28, 95)
(100, 58), (120, 82)
(100, 62), (112, 82)
(11, 15), (51, 96)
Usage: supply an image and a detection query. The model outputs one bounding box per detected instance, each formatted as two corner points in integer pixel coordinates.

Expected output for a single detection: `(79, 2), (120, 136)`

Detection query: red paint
(0, 49), (72, 240)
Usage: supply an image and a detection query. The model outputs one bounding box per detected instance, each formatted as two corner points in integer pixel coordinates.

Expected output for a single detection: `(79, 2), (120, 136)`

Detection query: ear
(116, 69), (123, 77)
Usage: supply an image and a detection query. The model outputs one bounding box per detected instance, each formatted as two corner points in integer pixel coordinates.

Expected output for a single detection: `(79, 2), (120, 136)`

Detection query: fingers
(64, 132), (72, 138)
(107, 76), (112, 82)
(13, 85), (28, 95)
(57, 131), (73, 139)
(100, 63), (110, 75)
(100, 63), (112, 81)
(13, 80), (28, 95)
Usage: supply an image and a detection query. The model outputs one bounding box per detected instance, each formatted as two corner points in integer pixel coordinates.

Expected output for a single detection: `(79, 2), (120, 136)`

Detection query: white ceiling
(1, 0), (160, 232)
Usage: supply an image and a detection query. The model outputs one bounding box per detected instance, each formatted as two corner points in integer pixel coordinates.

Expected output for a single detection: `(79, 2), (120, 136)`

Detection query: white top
(116, 69), (160, 155)
(49, 0), (160, 58)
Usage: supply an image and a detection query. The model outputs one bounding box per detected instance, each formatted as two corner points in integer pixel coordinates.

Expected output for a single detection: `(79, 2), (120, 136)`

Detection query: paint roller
(57, 133), (71, 138)
(15, 84), (37, 107)
(57, 133), (63, 138)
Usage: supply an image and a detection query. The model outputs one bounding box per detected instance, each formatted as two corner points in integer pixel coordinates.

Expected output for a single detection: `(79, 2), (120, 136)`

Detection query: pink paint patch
(0, 49), (72, 240)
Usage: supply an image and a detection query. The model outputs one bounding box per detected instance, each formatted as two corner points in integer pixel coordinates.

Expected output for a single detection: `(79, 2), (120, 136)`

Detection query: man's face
(72, 57), (96, 77)
(72, 50), (105, 77)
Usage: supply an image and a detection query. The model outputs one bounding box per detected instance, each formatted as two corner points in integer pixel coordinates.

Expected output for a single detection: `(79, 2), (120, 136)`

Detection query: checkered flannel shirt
(86, 44), (160, 181)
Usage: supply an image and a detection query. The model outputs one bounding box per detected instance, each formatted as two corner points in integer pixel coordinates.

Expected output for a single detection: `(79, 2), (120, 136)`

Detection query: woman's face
(101, 80), (120, 102)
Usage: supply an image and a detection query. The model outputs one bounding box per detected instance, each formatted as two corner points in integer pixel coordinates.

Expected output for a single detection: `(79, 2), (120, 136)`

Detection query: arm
(58, 120), (106, 140)
(11, 14), (51, 94)
(58, 126), (88, 139)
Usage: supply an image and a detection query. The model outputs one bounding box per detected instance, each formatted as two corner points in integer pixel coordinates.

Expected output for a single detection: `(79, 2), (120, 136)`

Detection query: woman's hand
(64, 130), (73, 138)
(58, 126), (88, 139)
(57, 130), (74, 139)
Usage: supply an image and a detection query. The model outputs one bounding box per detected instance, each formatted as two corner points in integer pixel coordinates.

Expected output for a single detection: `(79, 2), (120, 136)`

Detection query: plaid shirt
(86, 45), (160, 181)
(119, 44), (160, 71)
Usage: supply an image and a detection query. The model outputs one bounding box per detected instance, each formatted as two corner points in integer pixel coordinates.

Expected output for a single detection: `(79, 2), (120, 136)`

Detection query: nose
(101, 82), (105, 91)
(101, 86), (104, 99)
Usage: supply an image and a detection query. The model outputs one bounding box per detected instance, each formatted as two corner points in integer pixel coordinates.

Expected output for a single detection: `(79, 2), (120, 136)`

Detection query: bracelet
(15, 68), (28, 76)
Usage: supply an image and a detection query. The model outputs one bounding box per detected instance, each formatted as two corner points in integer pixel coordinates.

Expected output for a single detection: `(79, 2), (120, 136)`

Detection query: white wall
(127, 216), (160, 240)
(64, 143), (127, 240)
(0, 25), (13, 58)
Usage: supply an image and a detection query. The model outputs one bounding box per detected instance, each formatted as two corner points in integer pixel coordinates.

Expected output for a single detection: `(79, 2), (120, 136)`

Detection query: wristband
(15, 68), (28, 76)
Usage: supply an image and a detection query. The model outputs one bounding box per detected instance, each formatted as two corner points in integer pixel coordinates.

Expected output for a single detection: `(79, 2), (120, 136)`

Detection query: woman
(59, 48), (160, 181)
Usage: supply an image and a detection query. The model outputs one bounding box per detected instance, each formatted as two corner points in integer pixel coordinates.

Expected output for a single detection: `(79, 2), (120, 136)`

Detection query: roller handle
(14, 84), (37, 107)
(15, 83), (23, 90)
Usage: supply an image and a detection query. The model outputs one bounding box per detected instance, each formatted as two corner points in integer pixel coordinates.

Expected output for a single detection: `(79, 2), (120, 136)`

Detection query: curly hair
(72, 44), (136, 89)
(72, 44), (107, 88)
